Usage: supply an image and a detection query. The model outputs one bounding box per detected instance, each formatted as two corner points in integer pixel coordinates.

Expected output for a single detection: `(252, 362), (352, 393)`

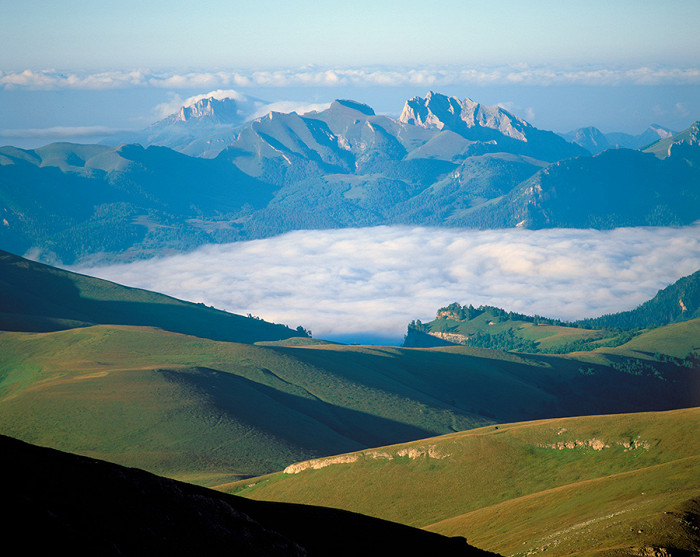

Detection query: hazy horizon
(2, 2), (699, 146)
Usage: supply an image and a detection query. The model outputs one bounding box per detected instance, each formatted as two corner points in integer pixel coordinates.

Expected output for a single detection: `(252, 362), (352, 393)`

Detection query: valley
(0, 89), (698, 555)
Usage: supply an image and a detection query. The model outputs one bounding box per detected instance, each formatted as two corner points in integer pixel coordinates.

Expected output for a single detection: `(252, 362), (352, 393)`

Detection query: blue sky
(1, 1), (699, 145)
(3, 0), (699, 69)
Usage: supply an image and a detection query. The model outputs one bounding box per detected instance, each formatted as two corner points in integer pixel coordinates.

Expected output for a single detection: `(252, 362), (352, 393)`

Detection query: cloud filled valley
(76, 224), (700, 344)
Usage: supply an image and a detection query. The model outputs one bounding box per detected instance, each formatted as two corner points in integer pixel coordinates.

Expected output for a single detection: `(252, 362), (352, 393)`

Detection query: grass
(1, 323), (698, 488)
(226, 408), (700, 556)
(424, 312), (609, 352)
(614, 319), (700, 358)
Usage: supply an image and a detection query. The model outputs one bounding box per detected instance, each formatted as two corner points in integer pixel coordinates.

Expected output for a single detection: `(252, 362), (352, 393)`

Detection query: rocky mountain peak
(175, 96), (242, 124)
(399, 92), (529, 142)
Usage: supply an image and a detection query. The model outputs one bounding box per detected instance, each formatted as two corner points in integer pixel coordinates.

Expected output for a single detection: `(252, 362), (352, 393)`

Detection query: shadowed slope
(0, 248), (303, 343)
(0, 321), (698, 484)
(2, 434), (495, 556)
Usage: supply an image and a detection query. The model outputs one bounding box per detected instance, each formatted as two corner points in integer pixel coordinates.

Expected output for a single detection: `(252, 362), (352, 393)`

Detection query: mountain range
(558, 124), (676, 155)
(2, 91), (697, 263)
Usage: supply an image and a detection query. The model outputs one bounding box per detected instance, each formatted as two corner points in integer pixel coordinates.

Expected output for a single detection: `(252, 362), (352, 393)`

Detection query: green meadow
(226, 407), (700, 556)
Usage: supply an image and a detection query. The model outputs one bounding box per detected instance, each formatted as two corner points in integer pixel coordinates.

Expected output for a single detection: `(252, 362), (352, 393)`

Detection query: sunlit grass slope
(227, 408), (700, 556)
(1, 323), (697, 487)
(613, 318), (700, 358)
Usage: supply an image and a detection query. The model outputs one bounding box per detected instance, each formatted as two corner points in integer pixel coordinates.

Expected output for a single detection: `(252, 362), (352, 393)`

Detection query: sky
(1, 1), (700, 145)
(75, 225), (700, 345)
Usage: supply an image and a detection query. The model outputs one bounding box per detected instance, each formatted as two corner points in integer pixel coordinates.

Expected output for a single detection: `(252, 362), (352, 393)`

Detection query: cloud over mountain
(76, 225), (700, 343)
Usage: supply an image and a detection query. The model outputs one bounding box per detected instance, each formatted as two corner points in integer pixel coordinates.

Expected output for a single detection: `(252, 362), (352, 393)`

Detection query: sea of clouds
(3, 66), (700, 91)
(76, 225), (700, 344)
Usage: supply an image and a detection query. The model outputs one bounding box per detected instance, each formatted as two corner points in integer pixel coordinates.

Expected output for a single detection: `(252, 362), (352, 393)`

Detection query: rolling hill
(405, 270), (700, 352)
(0, 248), (304, 343)
(0, 251), (698, 486)
(1, 320), (698, 486)
(225, 407), (700, 557)
(3, 434), (493, 556)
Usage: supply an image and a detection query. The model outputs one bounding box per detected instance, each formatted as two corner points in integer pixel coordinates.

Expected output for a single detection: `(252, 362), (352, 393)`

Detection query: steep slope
(461, 122), (700, 229)
(575, 269), (700, 330)
(399, 92), (588, 162)
(643, 120), (700, 159)
(3, 434), (491, 556)
(228, 408), (700, 557)
(0, 249), (302, 343)
(0, 142), (274, 262)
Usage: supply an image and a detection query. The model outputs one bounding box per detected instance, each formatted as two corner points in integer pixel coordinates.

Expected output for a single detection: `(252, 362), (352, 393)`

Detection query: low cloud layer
(74, 226), (700, 344)
(0, 125), (125, 139)
(3, 65), (700, 91)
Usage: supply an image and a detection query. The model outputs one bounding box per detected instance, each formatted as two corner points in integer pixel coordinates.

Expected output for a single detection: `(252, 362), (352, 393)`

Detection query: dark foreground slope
(0, 248), (305, 343)
(2, 434), (493, 557)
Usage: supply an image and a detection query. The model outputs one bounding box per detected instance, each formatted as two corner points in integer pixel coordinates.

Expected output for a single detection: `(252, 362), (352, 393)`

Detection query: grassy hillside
(0, 321), (697, 486)
(0, 248), (303, 343)
(226, 408), (700, 556)
(4, 434), (493, 557)
(405, 304), (610, 352)
(406, 271), (700, 353)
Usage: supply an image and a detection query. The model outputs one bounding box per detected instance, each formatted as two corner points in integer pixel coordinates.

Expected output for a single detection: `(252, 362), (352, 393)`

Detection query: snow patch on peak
(331, 99), (375, 116)
(182, 89), (247, 108)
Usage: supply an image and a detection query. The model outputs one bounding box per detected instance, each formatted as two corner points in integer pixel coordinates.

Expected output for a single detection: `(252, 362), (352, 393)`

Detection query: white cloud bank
(3, 65), (700, 91)
(150, 88), (331, 122)
(75, 225), (700, 344)
(0, 125), (126, 140)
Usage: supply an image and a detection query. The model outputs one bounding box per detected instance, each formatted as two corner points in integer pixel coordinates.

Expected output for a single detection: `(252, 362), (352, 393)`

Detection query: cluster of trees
(436, 302), (569, 327)
(455, 329), (538, 352)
